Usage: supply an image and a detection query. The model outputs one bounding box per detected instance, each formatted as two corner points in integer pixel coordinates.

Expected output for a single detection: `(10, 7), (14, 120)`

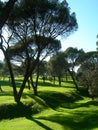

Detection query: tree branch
(0, 0), (17, 30)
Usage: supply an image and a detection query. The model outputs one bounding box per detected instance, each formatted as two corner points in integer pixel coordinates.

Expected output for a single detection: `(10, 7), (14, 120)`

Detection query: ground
(0, 77), (98, 130)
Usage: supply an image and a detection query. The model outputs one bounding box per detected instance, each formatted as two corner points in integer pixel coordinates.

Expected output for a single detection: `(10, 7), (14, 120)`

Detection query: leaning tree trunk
(1, 42), (31, 103)
(18, 73), (30, 103)
(30, 63), (40, 96)
(30, 75), (38, 96)
(2, 48), (19, 102)
(68, 69), (79, 91)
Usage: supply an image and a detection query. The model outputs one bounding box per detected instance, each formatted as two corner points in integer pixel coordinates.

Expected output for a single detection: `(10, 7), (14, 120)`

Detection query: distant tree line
(0, 47), (98, 100)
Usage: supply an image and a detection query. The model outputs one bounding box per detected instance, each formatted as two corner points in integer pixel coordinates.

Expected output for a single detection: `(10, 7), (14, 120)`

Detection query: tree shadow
(0, 101), (98, 130)
(78, 87), (89, 97)
(26, 116), (52, 130)
(38, 80), (59, 87)
(0, 90), (13, 97)
(0, 95), (48, 120)
(0, 103), (32, 120)
(67, 100), (98, 109)
(0, 92), (98, 130)
(38, 90), (83, 110)
(0, 80), (11, 87)
(0, 102), (52, 130)
(64, 80), (73, 84)
(0, 79), (22, 89)
(34, 109), (98, 130)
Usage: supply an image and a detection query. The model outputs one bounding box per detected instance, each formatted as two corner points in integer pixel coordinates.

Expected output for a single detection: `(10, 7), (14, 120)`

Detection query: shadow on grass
(78, 87), (90, 97)
(0, 100), (52, 130)
(34, 109), (98, 130)
(38, 90), (83, 110)
(26, 116), (52, 130)
(0, 91), (98, 130)
(65, 100), (98, 109)
(0, 100), (98, 130)
(0, 103), (32, 120)
(0, 95), (48, 120)
(0, 91), (13, 97)
(0, 80), (11, 87)
(38, 80), (76, 88)
(0, 79), (25, 88)
(38, 81), (59, 87)
(64, 80), (74, 84)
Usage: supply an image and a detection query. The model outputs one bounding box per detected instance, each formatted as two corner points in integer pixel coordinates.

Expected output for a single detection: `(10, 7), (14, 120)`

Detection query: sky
(0, 0), (98, 61)
(61, 0), (98, 52)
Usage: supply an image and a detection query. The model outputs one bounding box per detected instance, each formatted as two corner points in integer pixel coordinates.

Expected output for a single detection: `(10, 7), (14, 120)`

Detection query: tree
(38, 61), (48, 77)
(77, 51), (98, 99)
(49, 51), (68, 86)
(96, 35), (98, 51)
(64, 47), (84, 90)
(30, 61), (48, 94)
(0, 0), (78, 103)
(9, 36), (61, 95)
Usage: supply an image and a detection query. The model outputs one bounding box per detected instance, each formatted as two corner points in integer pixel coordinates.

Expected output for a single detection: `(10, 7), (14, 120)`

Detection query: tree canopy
(0, 0), (78, 103)
(0, 0), (17, 30)
(77, 51), (98, 99)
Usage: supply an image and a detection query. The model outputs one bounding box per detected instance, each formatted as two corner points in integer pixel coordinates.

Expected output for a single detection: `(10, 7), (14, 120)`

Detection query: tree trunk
(16, 53), (40, 101)
(68, 69), (79, 91)
(33, 86), (38, 96)
(65, 71), (68, 81)
(17, 67), (30, 102)
(2, 48), (19, 102)
(53, 76), (55, 85)
(30, 75), (38, 96)
(1, 46), (30, 103)
(58, 75), (61, 87)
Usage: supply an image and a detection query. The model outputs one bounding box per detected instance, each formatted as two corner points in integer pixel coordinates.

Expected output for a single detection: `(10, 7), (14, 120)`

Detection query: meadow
(0, 77), (98, 130)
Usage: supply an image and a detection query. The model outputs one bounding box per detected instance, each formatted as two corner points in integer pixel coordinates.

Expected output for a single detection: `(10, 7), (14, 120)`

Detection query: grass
(0, 78), (98, 130)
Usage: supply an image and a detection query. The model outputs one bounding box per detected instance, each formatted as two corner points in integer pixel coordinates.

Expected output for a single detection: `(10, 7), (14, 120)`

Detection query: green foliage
(0, 0), (78, 103)
(65, 47), (85, 66)
(77, 51), (98, 98)
(8, 0), (78, 38)
(49, 52), (68, 86)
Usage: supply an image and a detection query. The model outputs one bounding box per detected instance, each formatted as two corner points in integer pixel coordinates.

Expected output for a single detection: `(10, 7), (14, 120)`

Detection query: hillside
(0, 79), (98, 130)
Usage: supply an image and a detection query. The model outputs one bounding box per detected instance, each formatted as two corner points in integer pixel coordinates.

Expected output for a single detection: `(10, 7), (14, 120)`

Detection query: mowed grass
(0, 77), (98, 130)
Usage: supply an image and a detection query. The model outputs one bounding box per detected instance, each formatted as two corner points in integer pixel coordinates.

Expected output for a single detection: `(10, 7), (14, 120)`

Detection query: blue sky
(61, 0), (98, 52)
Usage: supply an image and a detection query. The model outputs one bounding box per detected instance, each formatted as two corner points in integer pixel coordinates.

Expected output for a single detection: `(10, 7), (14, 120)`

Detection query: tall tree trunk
(17, 56), (31, 102)
(17, 44), (33, 102)
(0, 37), (41, 102)
(1, 42), (30, 103)
(53, 76), (55, 85)
(33, 85), (38, 96)
(68, 69), (79, 91)
(30, 75), (38, 96)
(17, 53), (40, 101)
(58, 75), (61, 87)
(18, 74), (29, 102)
(30, 52), (41, 95)
(2, 49), (18, 102)
(65, 71), (68, 81)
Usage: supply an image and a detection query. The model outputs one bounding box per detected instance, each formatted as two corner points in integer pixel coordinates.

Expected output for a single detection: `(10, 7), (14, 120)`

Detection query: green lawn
(0, 78), (98, 130)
